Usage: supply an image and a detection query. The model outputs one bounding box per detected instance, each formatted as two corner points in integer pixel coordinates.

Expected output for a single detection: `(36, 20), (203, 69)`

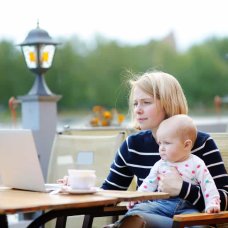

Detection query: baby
(138, 114), (220, 213)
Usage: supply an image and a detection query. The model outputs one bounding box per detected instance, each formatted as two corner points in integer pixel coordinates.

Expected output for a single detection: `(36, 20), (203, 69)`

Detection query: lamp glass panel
(40, 45), (55, 68)
(22, 46), (38, 69)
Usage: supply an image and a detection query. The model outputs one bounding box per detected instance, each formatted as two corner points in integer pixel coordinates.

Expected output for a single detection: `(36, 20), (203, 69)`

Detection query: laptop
(0, 129), (61, 192)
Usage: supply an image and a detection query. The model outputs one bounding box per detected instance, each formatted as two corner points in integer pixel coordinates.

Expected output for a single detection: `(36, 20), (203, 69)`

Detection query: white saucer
(61, 186), (98, 194)
(45, 183), (63, 190)
(0, 186), (12, 191)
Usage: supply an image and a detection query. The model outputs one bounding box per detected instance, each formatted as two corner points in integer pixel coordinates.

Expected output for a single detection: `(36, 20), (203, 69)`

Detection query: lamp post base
(18, 94), (62, 180)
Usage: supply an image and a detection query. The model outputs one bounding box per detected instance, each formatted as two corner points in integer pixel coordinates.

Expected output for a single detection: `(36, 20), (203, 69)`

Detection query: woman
(102, 71), (228, 228)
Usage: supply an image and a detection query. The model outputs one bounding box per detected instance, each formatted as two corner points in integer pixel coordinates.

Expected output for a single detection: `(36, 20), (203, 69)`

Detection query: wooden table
(0, 189), (169, 228)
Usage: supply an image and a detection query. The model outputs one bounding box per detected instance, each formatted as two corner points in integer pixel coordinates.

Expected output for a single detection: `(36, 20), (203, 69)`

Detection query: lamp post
(19, 22), (57, 96)
(18, 24), (61, 179)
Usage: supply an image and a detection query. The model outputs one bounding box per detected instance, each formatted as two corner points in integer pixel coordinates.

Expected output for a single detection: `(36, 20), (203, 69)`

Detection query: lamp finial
(37, 19), (40, 28)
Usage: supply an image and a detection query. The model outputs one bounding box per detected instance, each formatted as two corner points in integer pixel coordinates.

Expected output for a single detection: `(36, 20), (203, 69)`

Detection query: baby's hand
(57, 176), (68, 185)
(206, 206), (220, 213)
(206, 197), (220, 213)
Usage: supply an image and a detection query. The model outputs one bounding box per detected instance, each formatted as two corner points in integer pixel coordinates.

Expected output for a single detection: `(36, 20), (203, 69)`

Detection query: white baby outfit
(138, 154), (220, 212)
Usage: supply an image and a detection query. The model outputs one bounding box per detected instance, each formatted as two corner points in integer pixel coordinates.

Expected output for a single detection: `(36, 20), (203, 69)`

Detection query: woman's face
(133, 86), (166, 132)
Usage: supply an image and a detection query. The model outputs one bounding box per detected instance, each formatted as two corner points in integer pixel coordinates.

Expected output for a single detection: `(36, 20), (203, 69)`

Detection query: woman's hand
(57, 176), (68, 185)
(157, 166), (183, 196)
(127, 201), (141, 209)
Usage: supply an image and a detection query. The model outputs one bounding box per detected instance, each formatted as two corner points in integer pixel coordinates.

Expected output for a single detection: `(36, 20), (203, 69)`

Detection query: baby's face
(156, 127), (190, 163)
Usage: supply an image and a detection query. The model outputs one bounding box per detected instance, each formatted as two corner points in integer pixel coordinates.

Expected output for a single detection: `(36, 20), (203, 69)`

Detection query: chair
(59, 126), (136, 138)
(47, 131), (126, 187)
(210, 133), (228, 171)
(46, 131), (127, 228)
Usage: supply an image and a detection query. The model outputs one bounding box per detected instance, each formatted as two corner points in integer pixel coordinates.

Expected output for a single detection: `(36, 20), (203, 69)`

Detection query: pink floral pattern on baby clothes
(138, 154), (220, 212)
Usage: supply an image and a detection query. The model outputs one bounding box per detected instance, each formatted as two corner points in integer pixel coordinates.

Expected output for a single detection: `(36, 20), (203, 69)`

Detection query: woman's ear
(184, 139), (192, 150)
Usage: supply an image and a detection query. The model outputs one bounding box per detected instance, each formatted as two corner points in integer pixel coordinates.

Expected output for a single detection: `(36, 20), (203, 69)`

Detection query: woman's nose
(135, 104), (143, 114)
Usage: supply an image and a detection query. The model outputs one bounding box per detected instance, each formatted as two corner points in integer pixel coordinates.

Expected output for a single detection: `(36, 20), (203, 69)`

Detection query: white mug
(68, 169), (96, 190)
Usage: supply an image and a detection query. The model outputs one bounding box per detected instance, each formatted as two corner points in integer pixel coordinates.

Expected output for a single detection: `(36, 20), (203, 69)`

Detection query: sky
(1, 0), (228, 51)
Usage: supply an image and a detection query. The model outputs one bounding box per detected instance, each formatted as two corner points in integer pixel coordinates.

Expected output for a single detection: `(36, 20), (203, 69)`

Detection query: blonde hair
(128, 71), (188, 128)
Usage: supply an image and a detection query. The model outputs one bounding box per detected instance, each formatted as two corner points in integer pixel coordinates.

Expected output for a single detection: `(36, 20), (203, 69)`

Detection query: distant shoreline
(1, 114), (228, 133)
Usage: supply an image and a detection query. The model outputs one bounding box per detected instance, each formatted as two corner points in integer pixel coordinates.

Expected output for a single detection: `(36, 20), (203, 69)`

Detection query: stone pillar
(18, 94), (61, 180)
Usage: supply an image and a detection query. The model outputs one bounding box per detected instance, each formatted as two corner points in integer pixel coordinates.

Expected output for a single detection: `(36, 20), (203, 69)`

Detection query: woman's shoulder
(192, 131), (213, 150)
(196, 131), (210, 140)
(128, 130), (153, 141)
(127, 130), (157, 149)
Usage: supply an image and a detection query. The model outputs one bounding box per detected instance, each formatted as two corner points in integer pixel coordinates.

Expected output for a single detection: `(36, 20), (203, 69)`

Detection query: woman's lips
(137, 118), (147, 122)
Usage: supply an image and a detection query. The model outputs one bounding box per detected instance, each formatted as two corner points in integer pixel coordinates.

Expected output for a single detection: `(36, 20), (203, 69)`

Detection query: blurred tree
(0, 35), (228, 113)
(0, 40), (32, 108)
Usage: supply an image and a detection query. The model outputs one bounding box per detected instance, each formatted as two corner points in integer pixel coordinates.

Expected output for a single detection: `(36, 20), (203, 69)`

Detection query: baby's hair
(160, 114), (197, 147)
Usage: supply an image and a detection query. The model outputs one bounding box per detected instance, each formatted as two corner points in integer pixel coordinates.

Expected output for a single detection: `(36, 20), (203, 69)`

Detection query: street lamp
(19, 23), (58, 96)
(18, 24), (61, 180)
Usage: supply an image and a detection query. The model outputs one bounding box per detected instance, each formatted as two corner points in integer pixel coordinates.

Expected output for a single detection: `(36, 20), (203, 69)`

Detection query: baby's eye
(159, 141), (169, 145)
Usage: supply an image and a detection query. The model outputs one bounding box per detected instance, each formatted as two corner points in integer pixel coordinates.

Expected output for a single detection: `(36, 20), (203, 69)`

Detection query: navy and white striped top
(102, 130), (228, 211)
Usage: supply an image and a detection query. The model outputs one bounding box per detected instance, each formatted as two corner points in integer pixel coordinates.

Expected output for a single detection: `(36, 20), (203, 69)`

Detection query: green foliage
(0, 40), (33, 107)
(0, 36), (228, 112)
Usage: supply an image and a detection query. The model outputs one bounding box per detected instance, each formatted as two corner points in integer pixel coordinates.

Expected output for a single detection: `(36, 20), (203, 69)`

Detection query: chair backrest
(47, 132), (126, 187)
(210, 132), (228, 172)
(60, 127), (136, 137)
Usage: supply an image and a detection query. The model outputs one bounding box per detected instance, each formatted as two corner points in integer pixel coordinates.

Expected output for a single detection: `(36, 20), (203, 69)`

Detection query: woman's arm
(101, 138), (134, 190)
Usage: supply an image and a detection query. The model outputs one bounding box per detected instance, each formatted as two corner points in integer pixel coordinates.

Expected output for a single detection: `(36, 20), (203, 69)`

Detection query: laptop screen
(0, 129), (47, 192)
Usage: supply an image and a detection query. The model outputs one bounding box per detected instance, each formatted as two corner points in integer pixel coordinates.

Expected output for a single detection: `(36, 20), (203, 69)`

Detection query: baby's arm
(138, 160), (161, 192)
(195, 158), (220, 213)
(127, 161), (161, 209)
